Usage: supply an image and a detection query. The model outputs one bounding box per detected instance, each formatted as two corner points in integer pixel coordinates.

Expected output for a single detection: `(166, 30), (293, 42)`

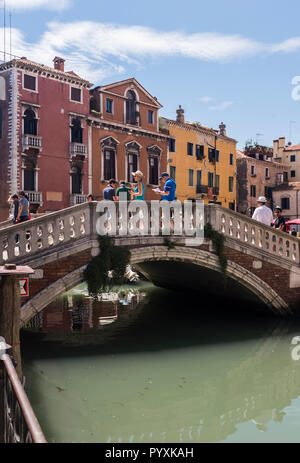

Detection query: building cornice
(0, 59), (93, 88)
(162, 117), (237, 144)
(88, 116), (170, 140)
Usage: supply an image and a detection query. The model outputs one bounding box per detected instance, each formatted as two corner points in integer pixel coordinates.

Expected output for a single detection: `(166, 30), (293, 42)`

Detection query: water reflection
(22, 287), (300, 443)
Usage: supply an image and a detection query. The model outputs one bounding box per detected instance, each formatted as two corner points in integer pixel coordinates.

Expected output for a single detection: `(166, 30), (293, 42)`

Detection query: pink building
(0, 56), (93, 221)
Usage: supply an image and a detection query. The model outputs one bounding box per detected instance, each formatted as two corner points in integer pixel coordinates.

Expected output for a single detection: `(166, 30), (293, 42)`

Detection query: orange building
(89, 78), (169, 200)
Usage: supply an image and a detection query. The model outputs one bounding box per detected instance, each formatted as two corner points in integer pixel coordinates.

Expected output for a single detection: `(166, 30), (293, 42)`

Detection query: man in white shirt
(252, 196), (273, 226)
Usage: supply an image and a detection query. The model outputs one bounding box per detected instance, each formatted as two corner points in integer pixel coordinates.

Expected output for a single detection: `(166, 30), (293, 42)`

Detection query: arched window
(147, 145), (161, 186)
(126, 141), (140, 181)
(126, 90), (137, 124)
(24, 109), (37, 135)
(71, 118), (83, 143)
(100, 137), (118, 181)
(71, 166), (82, 194)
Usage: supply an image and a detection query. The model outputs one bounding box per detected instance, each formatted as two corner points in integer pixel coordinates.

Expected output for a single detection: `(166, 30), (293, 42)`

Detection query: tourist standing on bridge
(252, 196), (273, 226)
(131, 171), (145, 200)
(154, 172), (176, 201)
(272, 206), (287, 232)
(103, 179), (118, 201)
(15, 191), (29, 223)
(7, 194), (19, 223)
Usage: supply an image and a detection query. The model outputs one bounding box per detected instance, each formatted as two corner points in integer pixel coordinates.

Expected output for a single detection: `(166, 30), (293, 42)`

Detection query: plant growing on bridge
(163, 236), (175, 249)
(83, 236), (131, 297)
(204, 223), (227, 274)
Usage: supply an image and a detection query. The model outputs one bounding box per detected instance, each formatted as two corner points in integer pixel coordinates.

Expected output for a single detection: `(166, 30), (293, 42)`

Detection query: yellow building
(160, 106), (237, 209)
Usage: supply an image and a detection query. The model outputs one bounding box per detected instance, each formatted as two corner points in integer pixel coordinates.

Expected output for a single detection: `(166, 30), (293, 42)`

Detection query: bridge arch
(21, 245), (289, 326)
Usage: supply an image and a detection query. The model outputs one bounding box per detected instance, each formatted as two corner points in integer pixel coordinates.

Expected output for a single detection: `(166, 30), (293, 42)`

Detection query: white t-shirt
(252, 205), (273, 226)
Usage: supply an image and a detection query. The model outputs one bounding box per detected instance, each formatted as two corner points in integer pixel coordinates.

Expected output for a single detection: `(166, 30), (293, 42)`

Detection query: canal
(21, 282), (300, 443)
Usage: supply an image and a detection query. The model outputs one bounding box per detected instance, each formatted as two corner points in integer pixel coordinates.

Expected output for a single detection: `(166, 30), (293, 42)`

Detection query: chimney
(288, 142), (292, 146)
(53, 56), (65, 72)
(219, 122), (226, 136)
(176, 105), (185, 123)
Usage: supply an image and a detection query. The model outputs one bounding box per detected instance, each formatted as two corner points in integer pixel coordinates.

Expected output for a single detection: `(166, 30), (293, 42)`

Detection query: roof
(96, 77), (162, 108)
(284, 143), (300, 151)
(161, 116), (237, 143)
(0, 57), (93, 87)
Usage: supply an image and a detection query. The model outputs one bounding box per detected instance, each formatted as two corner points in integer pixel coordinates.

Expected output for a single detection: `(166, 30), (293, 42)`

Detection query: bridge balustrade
(0, 202), (299, 267)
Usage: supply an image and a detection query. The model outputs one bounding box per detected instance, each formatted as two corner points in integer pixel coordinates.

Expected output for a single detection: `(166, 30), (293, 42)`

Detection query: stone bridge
(0, 201), (300, 322)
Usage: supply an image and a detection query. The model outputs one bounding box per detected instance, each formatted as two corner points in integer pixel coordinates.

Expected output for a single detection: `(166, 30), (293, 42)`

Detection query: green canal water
(21, 283), (300, 443)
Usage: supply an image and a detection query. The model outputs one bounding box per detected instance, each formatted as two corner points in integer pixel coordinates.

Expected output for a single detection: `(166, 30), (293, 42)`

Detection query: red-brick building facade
(89, 78), (169, 200)
(0, 56), (92, 221)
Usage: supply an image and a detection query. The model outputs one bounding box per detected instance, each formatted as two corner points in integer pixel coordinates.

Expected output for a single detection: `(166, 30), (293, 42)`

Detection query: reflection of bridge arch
(21, 245), (289, 325)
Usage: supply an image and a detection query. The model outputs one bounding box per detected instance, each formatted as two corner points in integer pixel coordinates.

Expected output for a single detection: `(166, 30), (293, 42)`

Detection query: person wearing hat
(131, 170), (145, 200)
(272, 206), (286, 232)
(252, 196), (273, 226)
(154, 172), (176, 201)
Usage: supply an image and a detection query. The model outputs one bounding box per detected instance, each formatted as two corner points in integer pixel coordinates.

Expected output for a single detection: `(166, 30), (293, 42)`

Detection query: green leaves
(204, 223), (227, 274)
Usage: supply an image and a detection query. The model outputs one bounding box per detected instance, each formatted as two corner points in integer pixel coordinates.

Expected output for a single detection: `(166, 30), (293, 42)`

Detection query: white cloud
(2, 21), (300, 83)
(6, 0), (71, 11)
(209, 101), (233, 111)
(199, 96), (214, 102)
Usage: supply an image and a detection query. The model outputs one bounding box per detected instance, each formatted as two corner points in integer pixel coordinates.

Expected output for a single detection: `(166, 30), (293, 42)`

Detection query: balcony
(196, 185), (219, 196)
(70, 194), (87, 206)
(24, 191), (42, 204)
(70, 142), (87, 159)
(22, 135), (42, 151)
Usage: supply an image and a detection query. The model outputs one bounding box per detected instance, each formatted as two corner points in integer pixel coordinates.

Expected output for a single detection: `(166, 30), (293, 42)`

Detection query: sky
(2, 0), (300, 148)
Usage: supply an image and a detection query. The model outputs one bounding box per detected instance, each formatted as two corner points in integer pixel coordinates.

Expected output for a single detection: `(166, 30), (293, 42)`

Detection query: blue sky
(2, 0), (300, 148)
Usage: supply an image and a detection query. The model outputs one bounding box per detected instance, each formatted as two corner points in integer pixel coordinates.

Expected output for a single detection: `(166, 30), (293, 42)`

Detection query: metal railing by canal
(0, 344), (47, 443)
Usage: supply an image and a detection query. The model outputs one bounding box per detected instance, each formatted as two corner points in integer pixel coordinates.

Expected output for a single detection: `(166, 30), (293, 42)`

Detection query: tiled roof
(284, 144), (300, 151)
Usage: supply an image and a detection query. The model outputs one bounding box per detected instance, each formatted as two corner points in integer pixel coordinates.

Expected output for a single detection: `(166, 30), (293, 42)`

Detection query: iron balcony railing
(196, 185), (219, 195)
(1, 348), (47, 443)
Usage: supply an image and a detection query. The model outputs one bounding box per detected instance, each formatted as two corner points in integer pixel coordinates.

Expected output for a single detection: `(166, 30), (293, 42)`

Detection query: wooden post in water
(0, 264), (34, 380)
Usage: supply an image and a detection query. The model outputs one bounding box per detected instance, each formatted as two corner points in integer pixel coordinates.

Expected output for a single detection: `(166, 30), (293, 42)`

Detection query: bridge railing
(0, 202), (93, 265)
(0, 201), (299, 267)
(207, 205), (300, 265)
(1, 352), (47, 443)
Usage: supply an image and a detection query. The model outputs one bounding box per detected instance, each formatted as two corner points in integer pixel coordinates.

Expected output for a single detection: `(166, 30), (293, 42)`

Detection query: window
(281, 197), (290, 210)
(148, 110), (154, 124)
(24, 74), (36, 91)
(291, 170), (296, 178)
(104, 150), (116, 180)
(126, 90), (137, 124)
(127, 153), (138, 182)
(230, 153), (234, 165)
(291, 155), (296, 162)
(208, 148), (219, 162)
(229, 176), (234, 192)
(71, 87), (81, 103)
(23, 159), (35, 191)
(71, 166), (82, 194)
(24, 109), (37, 135)
(250, 185), (256, 197)
(169, 139), (176, 152)
(187, 142), (194, 156)
(196, 170), (202, 186)
(188, 169), (194, 186)
(170, 166), (176, 181)
(215, 175), (220, 189)
(284, 171), (289, 182)
(265, 168), (269, 178)
(196, 145), (204, 160)
(71, 118), (83, 143)
(149, 156), (159, 185)
(208, 172), (214, 187)
(106, 99), (113, 114)
(251, 165), (255, 175)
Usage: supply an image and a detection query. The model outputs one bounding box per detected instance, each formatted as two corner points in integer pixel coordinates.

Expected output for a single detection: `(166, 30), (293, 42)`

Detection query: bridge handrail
(0, 201), (299, 266)
(207, 204), (300, 265)
(1, 352), (47, 443)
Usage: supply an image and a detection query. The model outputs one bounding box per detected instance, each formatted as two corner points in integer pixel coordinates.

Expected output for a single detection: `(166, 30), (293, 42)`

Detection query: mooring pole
(0, 264), (34, 380)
